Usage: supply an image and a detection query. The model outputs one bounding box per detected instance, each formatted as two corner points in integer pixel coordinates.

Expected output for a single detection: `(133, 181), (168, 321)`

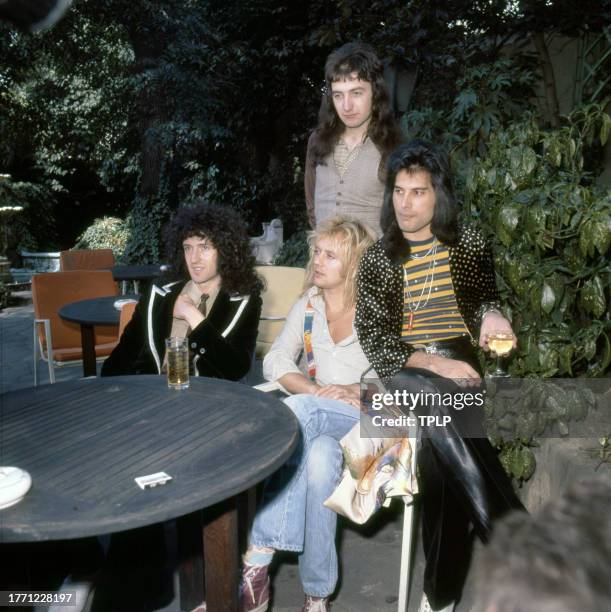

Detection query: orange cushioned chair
(60, 248), (115, 271)
(32, 269), (120, 385)
(118, 301), (137, 338)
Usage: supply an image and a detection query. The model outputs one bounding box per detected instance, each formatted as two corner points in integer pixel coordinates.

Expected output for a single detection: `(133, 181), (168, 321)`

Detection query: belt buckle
(413, 342), (439, 355)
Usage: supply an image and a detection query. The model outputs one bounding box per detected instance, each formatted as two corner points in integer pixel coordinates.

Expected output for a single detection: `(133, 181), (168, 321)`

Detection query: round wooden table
(1, 376), (299, 610)
(58, 295), (138, 377)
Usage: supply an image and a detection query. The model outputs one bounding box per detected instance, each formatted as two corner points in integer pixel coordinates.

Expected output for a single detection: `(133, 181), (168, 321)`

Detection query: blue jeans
(250, 394), (360, 597)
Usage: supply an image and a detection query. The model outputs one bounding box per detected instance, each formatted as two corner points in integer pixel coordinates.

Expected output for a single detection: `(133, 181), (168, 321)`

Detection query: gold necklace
(409, 238), (437, 260)
(403, 244), (438, 331)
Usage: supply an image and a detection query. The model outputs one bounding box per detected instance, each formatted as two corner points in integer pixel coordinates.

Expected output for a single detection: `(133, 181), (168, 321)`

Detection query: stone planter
(520, 436), (610, 512)
(251, 219), (283, 265)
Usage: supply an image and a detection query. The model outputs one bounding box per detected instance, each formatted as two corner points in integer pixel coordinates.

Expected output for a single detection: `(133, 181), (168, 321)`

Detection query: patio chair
(60, 248), (115, 271)
(255, 266), (306, 358)
(118, 301), (138, 338)
(253, 377), (418, 612)
(32, 270), (119, 385)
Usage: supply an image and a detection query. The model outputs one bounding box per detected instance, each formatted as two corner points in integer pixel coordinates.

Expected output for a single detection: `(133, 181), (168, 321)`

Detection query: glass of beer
(487, 331), (515, 377)
(165, 337), (189, 390)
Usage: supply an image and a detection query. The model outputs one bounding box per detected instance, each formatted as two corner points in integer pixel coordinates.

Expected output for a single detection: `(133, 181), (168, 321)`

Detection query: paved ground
(1, 299), (480, 612)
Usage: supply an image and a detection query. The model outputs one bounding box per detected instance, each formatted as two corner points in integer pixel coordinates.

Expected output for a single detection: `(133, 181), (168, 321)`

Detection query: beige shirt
(168, 280), (219, 339)
(333, 135), (367, 177)
(307, 135), (384, 237)
(263, 286), (372, 386)
(162, 281), (219, 372)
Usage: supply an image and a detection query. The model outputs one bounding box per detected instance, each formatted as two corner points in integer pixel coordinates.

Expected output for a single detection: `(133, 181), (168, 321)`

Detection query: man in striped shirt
(355, 140), (525, 612)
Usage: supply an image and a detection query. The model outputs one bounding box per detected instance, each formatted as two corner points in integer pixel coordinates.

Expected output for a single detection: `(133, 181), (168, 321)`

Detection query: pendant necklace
(404, 242), (438, 331)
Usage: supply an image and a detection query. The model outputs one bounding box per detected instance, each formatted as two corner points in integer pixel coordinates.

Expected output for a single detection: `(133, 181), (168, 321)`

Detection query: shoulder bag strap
(303, 299), (316, 381)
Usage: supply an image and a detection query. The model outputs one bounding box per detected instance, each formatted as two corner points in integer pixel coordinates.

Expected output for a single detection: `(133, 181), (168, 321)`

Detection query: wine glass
(487, 331), (515, 377)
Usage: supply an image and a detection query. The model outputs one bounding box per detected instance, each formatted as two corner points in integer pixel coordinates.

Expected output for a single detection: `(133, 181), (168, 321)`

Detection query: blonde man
(243, 217), (375, 612)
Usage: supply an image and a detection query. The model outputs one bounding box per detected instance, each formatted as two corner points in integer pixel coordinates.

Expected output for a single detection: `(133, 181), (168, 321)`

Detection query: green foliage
(0, 9), (135, 248)
(404, 55), (538, 156)
(2, 0), (601, 254)
(461, 101), (610, 481)
(591, 437), (611, 469)
(74, 216), (130, 259)
(484, 376), (607, 480)
(401, 107), (450, 147)
(158, 2), (316, 235)
(0, 174), (56, 255)
(497, 440), (537, 484)
(450, 58), (537, 153)
(123, 194), (171, 263)
(462, 101), (610, 379)
(274, 230), (309, 268)
(485, 379), (598, 441)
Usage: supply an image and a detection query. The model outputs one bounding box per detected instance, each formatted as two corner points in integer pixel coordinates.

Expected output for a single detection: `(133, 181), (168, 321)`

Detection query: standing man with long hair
(305, 42), (403, 236)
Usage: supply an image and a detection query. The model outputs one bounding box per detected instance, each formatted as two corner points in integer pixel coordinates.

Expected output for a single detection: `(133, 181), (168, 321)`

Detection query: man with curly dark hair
(305, 41), (403, 236)
(102, 201), (263, 380)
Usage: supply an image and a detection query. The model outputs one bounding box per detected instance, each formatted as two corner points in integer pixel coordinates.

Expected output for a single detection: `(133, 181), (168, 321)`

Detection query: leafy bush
(460, 101), (610, 481)
(451, 58), (537, 153)
(0, 174), (56, 256)
(462, 102), (610, 379)
(403, 56), (537, 155)
(122, 194), (172, 264)
(274, 230), (309, 268)
(74, 216), (130, 260)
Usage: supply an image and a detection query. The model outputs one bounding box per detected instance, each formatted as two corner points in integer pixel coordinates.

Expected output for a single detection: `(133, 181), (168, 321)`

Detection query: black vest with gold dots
(355, 226), (501, 380)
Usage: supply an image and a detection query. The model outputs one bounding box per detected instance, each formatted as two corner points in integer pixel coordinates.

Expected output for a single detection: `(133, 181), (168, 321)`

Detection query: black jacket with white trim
(101, 280), (261, 381)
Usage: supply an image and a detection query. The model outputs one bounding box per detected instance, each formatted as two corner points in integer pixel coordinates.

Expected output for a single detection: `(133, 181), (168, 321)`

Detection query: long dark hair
(309, 42), (402, 170)
(380, 140), (459, 264)
(164, 201), (264, 295)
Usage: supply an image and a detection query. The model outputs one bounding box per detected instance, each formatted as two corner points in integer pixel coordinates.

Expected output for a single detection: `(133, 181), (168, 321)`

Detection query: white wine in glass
(488, 332), (514, 377)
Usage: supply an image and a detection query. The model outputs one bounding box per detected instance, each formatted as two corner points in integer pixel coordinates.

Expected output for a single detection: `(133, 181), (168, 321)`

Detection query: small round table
(58, 295), (138, 377)
(1, 376), (299, 610)
(111, 264), (164, 293)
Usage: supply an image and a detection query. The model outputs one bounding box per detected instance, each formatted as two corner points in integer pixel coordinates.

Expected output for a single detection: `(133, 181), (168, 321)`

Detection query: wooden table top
(58, 295), (138, 326)
(0, 376), (299, 542)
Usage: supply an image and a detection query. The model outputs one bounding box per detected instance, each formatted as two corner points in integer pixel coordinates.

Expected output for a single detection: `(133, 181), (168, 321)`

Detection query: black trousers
(388, 347), (525, 609)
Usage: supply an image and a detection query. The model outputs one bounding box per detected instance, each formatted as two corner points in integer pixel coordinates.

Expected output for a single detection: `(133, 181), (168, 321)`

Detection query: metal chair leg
(45, 319), (56, 384)
(33, 322), (38, 387)
(34, 319), (56, 385)
(398, 502), (415, 611)
(398, 435), (418, 612)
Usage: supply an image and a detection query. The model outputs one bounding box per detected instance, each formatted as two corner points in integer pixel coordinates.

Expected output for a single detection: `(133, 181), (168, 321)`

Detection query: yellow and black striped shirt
(401, 237), (469, 343)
